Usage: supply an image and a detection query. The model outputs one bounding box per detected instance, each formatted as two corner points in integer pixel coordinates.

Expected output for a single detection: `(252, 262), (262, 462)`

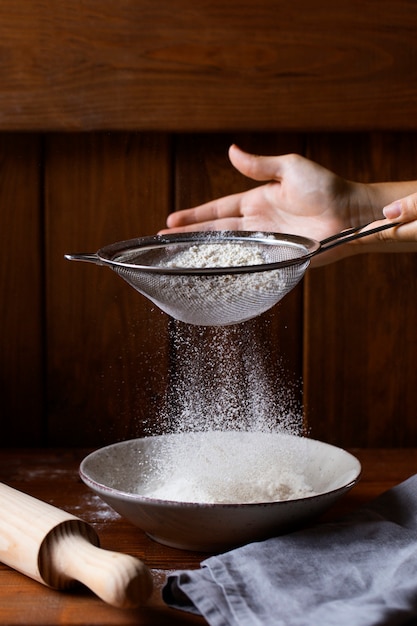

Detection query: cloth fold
(163, 475), (417, 626)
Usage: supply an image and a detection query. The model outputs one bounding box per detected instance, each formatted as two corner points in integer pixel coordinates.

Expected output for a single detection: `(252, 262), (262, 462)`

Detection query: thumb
(377, 193), (417, 244)
(383, 193), (417, 222)
(228, 144), (283, 182)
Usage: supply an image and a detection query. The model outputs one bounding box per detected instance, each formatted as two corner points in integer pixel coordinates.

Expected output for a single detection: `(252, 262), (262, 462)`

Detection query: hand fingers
(158, 216), (245, 234)
(228, 144), (284, 182)
(381, 193), (417, 243)
(164, 191), (247, 229)
(355, 218), (417, 248)
(383, 192), (417, 222)
(162, 146), (285, 232)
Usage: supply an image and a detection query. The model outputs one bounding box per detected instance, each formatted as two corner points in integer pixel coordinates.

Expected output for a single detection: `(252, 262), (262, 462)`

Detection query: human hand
(159, 145), (417, 264)
(159, 145), (367, 239)
(317, 191), (417, 256)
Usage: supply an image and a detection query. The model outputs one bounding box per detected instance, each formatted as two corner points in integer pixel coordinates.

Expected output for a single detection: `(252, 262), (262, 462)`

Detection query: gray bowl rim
(79, 434), (362, 509)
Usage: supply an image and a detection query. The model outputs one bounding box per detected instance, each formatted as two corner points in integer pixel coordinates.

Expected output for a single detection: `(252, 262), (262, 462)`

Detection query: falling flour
(137, 315), (311, 504)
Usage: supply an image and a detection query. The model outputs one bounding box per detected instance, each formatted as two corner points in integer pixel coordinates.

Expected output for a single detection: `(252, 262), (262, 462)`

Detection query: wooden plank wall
(1, 1), (417, 448)
(0, 135), (43, 444)
(304, 133), (417, 447)
(1, 1), (417, 132)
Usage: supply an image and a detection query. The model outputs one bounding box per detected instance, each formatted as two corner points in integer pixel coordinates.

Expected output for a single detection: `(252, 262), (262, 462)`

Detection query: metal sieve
(65, 222), (400, 326)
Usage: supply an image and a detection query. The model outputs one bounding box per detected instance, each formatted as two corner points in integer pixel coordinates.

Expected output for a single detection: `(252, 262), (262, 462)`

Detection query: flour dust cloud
(163, 319), (302, 436)
(135, 317), (312, 504)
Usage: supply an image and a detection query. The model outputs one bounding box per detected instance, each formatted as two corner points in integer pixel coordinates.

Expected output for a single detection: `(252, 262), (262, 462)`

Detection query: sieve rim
(95, 230), (320, 275)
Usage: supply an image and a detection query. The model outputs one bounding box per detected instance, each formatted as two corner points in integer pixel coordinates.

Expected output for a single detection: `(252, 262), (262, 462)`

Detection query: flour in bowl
(140, 431), (316, 504)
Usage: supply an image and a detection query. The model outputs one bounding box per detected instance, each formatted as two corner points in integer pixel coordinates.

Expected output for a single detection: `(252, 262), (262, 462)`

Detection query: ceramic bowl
(80, 431), (361, 552)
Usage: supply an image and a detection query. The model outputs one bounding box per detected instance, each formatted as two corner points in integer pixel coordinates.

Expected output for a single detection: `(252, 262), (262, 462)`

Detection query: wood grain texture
(303, 133), (417, 447)
(0, 135), (44, 445)
(1, 1), (417, 131)
(45, 133), (173, 446)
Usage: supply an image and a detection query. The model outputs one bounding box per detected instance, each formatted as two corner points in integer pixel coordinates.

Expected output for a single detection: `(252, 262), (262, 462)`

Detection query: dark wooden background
(1, 1), (417, 449)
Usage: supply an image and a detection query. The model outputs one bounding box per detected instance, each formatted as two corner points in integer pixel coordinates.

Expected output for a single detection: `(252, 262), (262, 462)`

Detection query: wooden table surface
(1, 447), (417, 625)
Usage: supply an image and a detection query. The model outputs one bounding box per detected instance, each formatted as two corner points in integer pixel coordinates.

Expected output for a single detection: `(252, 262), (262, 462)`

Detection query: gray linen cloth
(163, 475), (417, 626)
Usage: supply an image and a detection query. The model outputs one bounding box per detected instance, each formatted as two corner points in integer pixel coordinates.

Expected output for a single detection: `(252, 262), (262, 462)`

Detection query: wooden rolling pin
(0, 482), (153, 608)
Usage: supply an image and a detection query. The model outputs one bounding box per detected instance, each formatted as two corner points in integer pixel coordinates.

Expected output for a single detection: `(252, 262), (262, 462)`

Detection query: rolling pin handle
(45, 524), (153, 608)
(0, 483), (153, 608)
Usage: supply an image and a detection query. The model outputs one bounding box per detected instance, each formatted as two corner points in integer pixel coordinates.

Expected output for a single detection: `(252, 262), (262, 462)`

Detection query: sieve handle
(64, 253), (104, 265)
(319, 221), (403, 252)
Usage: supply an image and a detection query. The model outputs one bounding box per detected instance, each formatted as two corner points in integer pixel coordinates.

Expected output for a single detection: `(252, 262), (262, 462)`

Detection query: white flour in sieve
(163, 241), (267, 269)
(152, 239), (292, 325)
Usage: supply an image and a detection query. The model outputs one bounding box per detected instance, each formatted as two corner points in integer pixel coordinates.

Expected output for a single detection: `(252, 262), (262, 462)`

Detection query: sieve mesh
(65, 222), (402, 326)
(104, 232), (313, 326)
(114, 262), (309, 325)
(66, 231), (318, 326)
